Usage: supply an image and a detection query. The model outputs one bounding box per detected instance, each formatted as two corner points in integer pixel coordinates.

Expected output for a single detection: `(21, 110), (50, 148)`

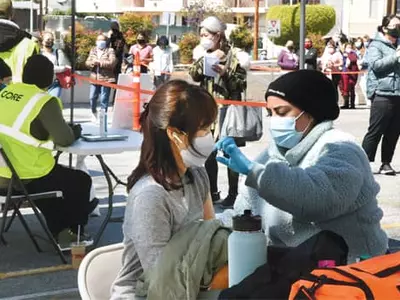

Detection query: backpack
(289, 251), (400, 300)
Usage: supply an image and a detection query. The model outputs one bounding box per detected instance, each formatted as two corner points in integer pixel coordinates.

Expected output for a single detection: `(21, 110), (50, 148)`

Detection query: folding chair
(78, 243), (124, 300)
(0, 144), (67, 263)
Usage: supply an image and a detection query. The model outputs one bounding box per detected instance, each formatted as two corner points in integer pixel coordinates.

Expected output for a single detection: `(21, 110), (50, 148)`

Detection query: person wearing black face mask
(40, 31), (71, 98)
(107, 21), (126, 79)
(129, 32), (153, 73)
(362, 14), (400, 175)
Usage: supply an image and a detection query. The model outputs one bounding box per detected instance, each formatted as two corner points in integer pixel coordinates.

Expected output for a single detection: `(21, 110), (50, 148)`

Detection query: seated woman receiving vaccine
(216, 70), (388, 263)
(111, 80), (220, 299)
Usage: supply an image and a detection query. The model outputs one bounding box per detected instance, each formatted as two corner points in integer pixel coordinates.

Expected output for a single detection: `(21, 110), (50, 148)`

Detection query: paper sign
(267, 19), (281, 38)
(203, 54), (220, 78)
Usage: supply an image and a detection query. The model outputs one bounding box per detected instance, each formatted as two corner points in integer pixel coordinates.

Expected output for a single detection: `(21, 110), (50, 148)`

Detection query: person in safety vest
(0, 55), (98, 250)
(0, 0), (39, 83)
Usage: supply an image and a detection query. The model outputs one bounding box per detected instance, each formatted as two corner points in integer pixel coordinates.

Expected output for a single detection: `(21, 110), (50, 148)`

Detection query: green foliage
(266, 4), (335, 46)
(181, 0), (233, 28)
(178, 32), (200, 64)
(307, 32), (326, 57)
(118, 13), (154, 46)
(49, 9), (69, 16)
(229, 25), (254, 52)
(63, 22), (99, 70)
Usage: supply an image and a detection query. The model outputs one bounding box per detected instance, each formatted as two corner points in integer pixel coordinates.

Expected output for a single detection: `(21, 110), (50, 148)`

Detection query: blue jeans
(48, 81), (62, 98)
(89, 84), (111, 114)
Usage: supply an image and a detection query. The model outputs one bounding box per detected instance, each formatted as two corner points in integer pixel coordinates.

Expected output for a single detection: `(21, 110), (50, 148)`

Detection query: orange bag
(289, 252), (400, 300)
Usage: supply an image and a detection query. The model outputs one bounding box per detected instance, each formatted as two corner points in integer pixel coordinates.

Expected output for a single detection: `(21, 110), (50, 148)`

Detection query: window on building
(152, 15), (160, 25)
(182, 16), (189, 27)
(244, 16), (254, 27)
(397, 0), (400, 14)
(369, 0), (380, 18)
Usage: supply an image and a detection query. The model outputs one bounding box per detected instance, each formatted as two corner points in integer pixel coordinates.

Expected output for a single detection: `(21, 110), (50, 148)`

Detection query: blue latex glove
(214, 137), (254, 175)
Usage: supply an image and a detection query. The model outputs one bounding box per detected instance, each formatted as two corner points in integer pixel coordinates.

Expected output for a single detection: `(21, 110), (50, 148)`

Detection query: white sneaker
(57, 229), (94, 251)
(91, 113), (98, 124)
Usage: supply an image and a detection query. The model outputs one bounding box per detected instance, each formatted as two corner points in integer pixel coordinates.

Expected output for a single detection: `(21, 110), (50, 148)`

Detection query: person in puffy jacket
(362, 14), (400, 175)
(215, 70), (388, 264)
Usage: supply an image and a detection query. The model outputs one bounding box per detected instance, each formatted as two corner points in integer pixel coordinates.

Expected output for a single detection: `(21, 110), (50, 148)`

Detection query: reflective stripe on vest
(13, 39), (30, 83)
(0, 124), (53, 150)
(0, 91), (54, 149)
(0, 38), (38, 83)
(13, 92), (47, 130)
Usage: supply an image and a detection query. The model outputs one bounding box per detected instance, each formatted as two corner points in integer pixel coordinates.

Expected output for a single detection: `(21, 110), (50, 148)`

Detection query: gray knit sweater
(110, 167), (210, 299)
(234, 121), (388, 263)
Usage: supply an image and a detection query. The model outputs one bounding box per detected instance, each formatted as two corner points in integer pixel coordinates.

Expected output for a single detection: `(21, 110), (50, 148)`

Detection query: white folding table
(56, 124), (142, 247)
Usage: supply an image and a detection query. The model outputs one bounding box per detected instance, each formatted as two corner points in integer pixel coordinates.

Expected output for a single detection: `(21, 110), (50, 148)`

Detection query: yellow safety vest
(0, 83), (61, 179)
(0, 38), (39, 83)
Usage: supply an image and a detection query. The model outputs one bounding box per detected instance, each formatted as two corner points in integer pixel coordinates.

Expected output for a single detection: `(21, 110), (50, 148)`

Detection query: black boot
(340, 95), (349, 109)
(219, 194), (237, 209)
(211, 192), (221, 203)
(219, 169), (239, 209)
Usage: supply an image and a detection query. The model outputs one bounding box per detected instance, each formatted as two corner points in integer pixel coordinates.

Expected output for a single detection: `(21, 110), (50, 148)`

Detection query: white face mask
(180, 133), (214, 167)
(200, 38), (214, 50)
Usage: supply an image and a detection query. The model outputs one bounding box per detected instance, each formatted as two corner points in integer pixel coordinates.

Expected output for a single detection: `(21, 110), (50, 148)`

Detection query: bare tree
(180, 0), (233, 30)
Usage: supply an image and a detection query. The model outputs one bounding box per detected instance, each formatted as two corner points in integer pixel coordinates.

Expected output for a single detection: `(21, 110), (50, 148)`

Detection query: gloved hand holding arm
(214, 137), (254, 175)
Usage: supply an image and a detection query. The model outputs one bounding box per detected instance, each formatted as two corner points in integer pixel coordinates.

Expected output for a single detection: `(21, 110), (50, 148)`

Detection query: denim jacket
(367, 32), (400, 99)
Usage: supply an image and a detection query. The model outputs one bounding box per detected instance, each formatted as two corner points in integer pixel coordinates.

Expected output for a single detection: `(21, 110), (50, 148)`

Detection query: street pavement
(0, 72), (400, 299)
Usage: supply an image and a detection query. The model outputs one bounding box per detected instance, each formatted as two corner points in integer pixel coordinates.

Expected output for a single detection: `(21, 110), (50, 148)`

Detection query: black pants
(25, 164), (92, 236)
(332, 74), (341, 102)
(362, 95), (400, 163)
(206, 150), (239, 197)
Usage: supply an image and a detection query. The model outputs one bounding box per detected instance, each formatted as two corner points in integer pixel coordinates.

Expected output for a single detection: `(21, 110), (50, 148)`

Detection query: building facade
(71, 0), (395, 40)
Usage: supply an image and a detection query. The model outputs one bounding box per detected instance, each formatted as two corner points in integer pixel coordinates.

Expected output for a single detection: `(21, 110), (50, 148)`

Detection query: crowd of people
(0, 0), (399, 296)
(277, 33), (371, 110)
(274, 15), (400, 175)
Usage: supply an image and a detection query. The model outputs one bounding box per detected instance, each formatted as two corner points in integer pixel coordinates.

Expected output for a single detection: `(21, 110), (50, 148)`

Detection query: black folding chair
(0, 144), (67, 263)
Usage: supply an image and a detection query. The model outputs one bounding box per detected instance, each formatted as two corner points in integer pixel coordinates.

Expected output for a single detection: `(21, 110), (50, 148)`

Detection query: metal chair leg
(4, 204), (17, 232)
(93, 155), (114, 247)
(0, 183), (12, 246)
(14, 204), (42, 253)
(29, 202), (67, 263)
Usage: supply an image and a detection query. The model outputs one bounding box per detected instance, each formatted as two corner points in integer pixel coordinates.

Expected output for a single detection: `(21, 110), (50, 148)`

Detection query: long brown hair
(127, 80), (218, 191)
